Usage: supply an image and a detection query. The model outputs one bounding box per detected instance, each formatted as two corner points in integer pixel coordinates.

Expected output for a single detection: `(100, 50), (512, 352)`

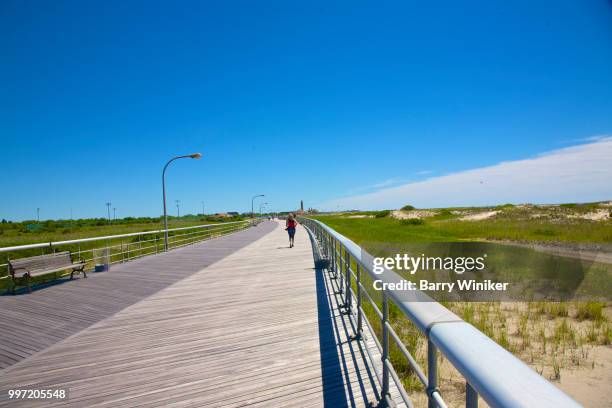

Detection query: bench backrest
(9, 251), (74, 275)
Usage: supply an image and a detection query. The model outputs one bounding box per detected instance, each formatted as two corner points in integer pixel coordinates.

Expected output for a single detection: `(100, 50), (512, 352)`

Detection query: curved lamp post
(251, 194), (265, 218)
(162, 153), (202, 251)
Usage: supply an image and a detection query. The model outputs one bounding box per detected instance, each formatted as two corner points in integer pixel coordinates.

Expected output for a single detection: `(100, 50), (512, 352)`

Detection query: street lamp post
(162, 153), (202, 251)
(251, 194), (265, 218)
(259, 202), (268, 215)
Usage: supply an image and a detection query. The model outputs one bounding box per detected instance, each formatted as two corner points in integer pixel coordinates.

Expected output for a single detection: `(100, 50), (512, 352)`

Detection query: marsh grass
(575, 301), (605, 322)
(314, 212), (612, 244)
(316, 212), (611, 404)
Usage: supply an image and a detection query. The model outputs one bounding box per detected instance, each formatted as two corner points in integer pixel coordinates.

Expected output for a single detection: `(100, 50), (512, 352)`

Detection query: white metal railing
(0, 221), (253, 283)
(300, 217), (580, 408)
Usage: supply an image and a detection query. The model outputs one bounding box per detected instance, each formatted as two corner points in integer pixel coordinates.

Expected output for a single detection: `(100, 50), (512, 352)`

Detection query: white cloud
(347, 177), (409, 194)
(370, 178), (406, 189)
(320, 137), (612, 210)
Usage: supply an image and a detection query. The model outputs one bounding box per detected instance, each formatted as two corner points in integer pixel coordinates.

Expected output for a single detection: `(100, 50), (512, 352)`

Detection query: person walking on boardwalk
(286, 213), (297, 248)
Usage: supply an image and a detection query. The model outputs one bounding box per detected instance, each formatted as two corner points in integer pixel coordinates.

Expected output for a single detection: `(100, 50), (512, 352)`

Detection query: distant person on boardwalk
(286, 214), (297, 248)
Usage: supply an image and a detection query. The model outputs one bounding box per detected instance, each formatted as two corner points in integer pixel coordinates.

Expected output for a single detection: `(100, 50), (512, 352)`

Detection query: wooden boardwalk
(0, 221), (401, 407)
(0, 223), (277, 370)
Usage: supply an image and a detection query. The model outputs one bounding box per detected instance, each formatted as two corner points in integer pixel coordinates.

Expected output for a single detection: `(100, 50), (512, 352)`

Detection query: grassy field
(312, 204), (611, 405)
(0, 215), (248, 292)
(0, 215), (242, 248)
(312, 206), (612, 244)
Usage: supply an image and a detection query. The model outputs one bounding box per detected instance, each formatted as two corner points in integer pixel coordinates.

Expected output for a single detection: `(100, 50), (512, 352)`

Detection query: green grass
(0, 216), (248, 292)
(311, 213), (612, 244)
(0, 214), (244, 248)
(0, 220), (207, 248)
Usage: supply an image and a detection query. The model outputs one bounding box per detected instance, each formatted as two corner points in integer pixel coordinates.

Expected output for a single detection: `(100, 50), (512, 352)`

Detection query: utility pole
(113, 207), (116, 221)
(176, 200), (180, 218)
(36, 208), (40, 222)
(106, 202), (112, 224)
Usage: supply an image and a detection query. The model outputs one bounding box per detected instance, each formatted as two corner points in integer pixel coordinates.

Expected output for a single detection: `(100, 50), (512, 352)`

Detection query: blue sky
(1, 1), (611, 220)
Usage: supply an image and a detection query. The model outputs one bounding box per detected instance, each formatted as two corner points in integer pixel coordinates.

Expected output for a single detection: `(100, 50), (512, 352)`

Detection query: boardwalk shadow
(310, 234), (378, 407)
(315, 267), (349, 407)
(1, 275), (85, 296)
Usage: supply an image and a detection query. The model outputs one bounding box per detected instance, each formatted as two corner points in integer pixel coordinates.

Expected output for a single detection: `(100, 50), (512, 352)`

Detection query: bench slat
(8, 252), (86, 293)
(10, 251), (73, 271)
(12, 264), (84, 278)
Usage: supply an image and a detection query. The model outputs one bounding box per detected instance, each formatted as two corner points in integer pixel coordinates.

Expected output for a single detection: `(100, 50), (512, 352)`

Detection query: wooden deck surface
(0, 221), (402, 407)
(0, 222), (276, 370)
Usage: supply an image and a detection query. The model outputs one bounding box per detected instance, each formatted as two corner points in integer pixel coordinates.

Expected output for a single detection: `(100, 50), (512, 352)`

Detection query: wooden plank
(0, 221), (406, 407)
(0, 223), (276, 369)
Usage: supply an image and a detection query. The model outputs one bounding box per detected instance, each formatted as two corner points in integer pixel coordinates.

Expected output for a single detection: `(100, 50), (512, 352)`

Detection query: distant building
(227, 212), (239, 216)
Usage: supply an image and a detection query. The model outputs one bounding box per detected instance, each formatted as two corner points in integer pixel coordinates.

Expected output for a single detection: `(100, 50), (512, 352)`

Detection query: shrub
(374, 210), (391, 218)
(400, 204), (415, 211)
(546, 302), (568, 319)
(575, 302), (605, 322)
(534, 229), (556, 237)
(400, 218), (424, 226)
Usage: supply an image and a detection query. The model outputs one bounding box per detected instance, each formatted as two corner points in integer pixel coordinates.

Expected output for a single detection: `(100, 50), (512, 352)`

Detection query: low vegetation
(314, 201), (611, 404)
(0, 214), (244, 248)
(0, 214), (247, 292)
(316, 202), (612, 244)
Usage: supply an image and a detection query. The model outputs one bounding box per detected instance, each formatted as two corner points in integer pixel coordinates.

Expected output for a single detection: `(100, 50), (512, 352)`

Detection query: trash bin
(93, 248), (110, 272)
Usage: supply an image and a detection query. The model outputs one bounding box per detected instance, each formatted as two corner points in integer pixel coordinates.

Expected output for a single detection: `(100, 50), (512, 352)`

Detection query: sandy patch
(391, 210), (435, 219)
(568, 209), (610, 221)
(557, 345), (612, 407)
(459, 210), (500, 221)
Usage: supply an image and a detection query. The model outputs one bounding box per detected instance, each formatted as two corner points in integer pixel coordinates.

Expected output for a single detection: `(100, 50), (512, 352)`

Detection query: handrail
(0, 221), (248, 253)
(301, 217), (580, 408)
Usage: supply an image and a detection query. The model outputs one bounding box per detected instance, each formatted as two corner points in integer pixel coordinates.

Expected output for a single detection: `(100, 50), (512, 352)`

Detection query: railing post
(356, 263), (362, 339)
(337, 241), (344, 294)
(344, 247), (351, 313)
(381, 290), (390, 402)
(331, 239), (337, 278)
(466, 382), (478, 408)
(428, 339), (439, 408)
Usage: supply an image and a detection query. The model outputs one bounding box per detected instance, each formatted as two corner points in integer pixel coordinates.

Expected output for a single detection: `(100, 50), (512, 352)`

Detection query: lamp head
(190, 153), (202, 159)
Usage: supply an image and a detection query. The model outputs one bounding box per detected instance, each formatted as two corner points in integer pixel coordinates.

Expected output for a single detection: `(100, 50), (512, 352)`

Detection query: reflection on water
(362, 241), (612, 302)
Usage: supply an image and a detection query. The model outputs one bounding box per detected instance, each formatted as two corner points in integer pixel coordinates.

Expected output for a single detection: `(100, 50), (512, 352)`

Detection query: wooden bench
(8, 251), (87, 294)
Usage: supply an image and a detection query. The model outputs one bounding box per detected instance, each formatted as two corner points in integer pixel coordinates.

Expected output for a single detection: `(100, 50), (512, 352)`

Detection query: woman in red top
(286, 214), (297, 248)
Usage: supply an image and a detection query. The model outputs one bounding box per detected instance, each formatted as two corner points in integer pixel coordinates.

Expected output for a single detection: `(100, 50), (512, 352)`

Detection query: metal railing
(300, 217), (581, 408)
(0, 221), (254, 284)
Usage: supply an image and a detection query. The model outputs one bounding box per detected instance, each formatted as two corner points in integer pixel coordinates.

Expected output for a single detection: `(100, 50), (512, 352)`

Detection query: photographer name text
(373, 279), (509, 292)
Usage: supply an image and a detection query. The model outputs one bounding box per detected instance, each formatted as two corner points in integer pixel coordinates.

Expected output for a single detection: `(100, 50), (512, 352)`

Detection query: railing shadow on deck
(312, 239), (379, 407)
